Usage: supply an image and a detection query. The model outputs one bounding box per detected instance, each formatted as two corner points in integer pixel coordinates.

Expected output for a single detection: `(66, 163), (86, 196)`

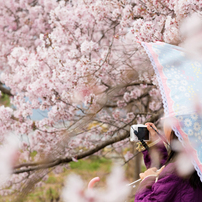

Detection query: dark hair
(166, 130), (202, 190)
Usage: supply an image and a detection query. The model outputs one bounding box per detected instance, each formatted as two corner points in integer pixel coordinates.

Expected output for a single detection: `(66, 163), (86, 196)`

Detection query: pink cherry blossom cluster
(0, 0), (57, 70)
(130, 0), (202, 44)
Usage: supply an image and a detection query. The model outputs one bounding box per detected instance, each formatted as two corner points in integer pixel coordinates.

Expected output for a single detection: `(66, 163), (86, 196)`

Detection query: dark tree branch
(0, 83), (13, 96)
(13, 110), (163, 174)
(14, 130), (130, 174)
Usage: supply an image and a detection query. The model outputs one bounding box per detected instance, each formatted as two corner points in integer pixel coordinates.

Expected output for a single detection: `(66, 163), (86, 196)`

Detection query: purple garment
(135, 145), (202, 202)
(142, 142), (168, 169)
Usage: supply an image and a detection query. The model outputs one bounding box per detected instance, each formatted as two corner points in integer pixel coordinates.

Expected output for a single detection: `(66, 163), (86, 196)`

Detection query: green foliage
(30, 151), (37, 158)
(3, 157), (112, 202)
(0, 93), (10, 106)
(46, 187), (60, 201)
(70, 156), (111, 172)
(28, 190), (45, 202)
(46, 176), (57, 184)
(141, 164), (147, 172)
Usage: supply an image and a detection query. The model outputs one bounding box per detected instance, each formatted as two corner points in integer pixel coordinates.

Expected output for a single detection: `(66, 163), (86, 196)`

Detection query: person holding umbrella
(135, 122), (202, 201)
(134, 42), (202, 201)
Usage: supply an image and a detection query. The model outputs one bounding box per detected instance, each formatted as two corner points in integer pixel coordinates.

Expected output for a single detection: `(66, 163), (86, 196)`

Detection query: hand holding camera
(130, 122), (159, 142)
(145, 122), (159, 142)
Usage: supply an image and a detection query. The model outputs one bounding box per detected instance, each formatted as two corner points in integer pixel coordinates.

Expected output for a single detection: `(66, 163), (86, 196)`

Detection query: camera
(130, 124), (150, 142)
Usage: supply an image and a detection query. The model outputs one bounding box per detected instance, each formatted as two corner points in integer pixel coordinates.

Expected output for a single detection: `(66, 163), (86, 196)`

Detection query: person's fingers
(145, 122), (154, 126)
(139, 167), (158, 180)
(143, 167), (157, 176)
(145, 122), (158, 132)
(145, 122), (153, 131)
(150, 167), (157, 172)
(88, 177), (100, 189)
(139, 173), (144, 180)
(157, 165), (165, 175)
(145, 123), (159, 141)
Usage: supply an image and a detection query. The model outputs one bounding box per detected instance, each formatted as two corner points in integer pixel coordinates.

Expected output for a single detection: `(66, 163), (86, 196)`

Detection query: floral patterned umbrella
(142, 42), (202, 181)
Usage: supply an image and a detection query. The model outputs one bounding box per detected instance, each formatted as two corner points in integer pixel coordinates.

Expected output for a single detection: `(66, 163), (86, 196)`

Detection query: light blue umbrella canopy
(142, 42), (202, 181)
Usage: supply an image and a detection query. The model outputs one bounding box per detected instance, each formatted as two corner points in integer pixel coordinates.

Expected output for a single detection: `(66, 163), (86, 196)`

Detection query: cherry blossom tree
(0, 0), (201, 201)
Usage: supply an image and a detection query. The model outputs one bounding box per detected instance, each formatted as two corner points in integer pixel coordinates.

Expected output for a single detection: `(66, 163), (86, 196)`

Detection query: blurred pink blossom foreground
(62, 166), (131, 202)
(0, 136), (19, 187)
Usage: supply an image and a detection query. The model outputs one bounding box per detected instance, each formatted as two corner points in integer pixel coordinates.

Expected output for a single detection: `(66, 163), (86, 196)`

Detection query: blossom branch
(13, 111), (163, 174)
